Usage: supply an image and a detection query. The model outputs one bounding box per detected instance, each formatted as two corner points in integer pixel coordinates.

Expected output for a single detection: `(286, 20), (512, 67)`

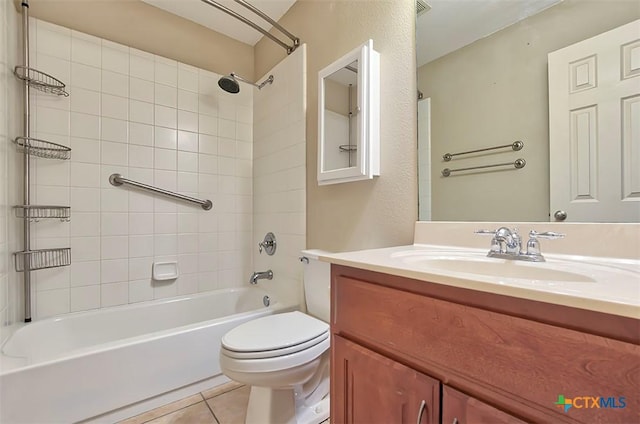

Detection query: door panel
(442, 385), (527, 424)
(331, 335), (440, 424)
(549, 19), (640, 222)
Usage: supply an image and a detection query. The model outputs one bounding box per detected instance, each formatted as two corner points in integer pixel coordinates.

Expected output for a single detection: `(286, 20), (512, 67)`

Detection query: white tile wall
(1, 0), (22, 335)
(0, 0), (10, 335)
(253, 46), (306, 308)
(25, 19), (255, 319)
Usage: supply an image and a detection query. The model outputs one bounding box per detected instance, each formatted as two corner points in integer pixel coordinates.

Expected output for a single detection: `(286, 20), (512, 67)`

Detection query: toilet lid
(222, 311), (329, 353)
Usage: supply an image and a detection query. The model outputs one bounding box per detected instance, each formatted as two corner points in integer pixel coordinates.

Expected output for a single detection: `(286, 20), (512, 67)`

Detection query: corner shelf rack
(13, 205), (71, 221)
(13, 65), (69, 97)
(13, 0), (72, 322)
(13, 136), (71, 160)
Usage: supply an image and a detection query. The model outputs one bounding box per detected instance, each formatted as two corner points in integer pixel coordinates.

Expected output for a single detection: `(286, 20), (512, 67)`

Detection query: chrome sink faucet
(475, 227), (564, 262)
(249, 270), (273, 284)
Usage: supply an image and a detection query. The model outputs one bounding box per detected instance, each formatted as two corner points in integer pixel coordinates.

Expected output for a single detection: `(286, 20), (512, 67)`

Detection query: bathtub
(0, 286), (294, 423)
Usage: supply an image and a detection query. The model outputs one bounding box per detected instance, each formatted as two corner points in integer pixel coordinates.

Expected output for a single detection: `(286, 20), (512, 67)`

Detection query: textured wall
(417, 0), (640, 222)
(255, 0), (418, 252)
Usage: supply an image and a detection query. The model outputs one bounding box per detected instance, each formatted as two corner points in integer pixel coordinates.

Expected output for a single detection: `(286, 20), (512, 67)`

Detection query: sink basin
(389, 250), (636, 284)
(404, 256), (594, 282)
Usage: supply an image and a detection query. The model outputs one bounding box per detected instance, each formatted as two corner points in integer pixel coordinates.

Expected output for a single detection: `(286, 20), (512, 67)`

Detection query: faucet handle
(474, 229), (496, 235)
(526, 230), (565, 258)
(528, 230), (565, 239)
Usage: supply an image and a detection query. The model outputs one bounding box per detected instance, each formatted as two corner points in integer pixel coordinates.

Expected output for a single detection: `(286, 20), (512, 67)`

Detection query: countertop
(318, 244), (640, 319)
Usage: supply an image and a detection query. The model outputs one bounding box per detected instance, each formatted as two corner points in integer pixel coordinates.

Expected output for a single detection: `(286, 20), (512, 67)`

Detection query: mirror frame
(317, 39), (379, 185)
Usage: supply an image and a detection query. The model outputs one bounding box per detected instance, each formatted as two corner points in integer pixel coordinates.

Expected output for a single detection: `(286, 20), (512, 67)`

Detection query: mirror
(416, 0), (640, 222)
(318, 39), (380, 185)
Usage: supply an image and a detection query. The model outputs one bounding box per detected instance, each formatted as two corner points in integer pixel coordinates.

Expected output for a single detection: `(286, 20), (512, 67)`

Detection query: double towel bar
(442, 158), (526, 177)
(443, 140), (523, 161)
(109, 173), (213, 211)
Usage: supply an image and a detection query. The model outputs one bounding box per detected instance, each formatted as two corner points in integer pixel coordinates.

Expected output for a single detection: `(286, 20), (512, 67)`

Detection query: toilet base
(245, 386), (330, 424)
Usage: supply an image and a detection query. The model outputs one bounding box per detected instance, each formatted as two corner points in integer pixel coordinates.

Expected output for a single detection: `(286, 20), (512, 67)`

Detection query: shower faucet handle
(258, 232), (277, 255)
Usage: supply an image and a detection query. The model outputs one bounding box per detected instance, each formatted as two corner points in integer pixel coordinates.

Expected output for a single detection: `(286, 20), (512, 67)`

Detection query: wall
(418, 0), (640, 221)
(22, 19), (254, 319)
(252, 45), (306, 309)
(24, 0), (253, 78)
(0, 0), (11, 336)
(417, 98), (431, 220)
(0, 0), (9, 335)
(1, 0), (21, 336)
(254, 0), (417, 252)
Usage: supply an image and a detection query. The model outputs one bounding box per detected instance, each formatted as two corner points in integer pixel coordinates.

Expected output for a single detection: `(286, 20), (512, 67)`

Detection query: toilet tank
(301, 250), (331, 323)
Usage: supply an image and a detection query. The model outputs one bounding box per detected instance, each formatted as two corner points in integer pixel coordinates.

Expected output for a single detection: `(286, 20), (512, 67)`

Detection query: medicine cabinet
(318, 39), (380, 185)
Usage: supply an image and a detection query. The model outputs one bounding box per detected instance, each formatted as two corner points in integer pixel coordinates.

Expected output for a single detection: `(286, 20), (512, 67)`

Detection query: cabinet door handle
(452, 419), (459, 424)
(417, 400), (427, 424)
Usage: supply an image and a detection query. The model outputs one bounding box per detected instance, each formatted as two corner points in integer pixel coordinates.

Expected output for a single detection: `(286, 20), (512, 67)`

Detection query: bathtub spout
(249, 270), (273, 285)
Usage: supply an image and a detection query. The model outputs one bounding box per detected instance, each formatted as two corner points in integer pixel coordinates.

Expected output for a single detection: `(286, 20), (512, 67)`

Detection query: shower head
(218, 74), (240, 94)
(218, 73), (274, 94)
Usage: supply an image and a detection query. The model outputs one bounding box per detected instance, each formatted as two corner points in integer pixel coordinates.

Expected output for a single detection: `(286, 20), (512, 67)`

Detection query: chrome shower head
(218, 72), (274, 94)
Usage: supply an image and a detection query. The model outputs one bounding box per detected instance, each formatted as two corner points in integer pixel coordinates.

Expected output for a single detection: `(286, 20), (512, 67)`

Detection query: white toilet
(219, 250), (331, 424)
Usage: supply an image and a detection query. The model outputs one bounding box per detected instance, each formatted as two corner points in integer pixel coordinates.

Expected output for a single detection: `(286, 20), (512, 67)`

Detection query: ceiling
(417, 0), (563, 66)
(142, 0), (563, 66)
(141, 0), (297, 46)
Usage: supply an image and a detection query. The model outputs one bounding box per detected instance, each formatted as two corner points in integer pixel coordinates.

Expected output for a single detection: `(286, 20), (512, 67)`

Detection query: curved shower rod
(200, 0), (300, 54)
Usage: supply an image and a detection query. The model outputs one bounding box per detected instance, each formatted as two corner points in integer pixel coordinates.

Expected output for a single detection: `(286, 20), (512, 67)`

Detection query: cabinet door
(442, 385), (527, 424)
(331, 335), (440, 424)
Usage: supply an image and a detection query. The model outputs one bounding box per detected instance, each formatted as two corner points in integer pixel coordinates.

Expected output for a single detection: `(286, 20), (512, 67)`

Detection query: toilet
(219, 250), (331, 424)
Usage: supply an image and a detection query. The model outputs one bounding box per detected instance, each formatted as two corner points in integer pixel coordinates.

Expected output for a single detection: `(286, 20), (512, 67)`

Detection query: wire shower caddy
(13, 65), (69, 96)
(13, 0), (72, 322)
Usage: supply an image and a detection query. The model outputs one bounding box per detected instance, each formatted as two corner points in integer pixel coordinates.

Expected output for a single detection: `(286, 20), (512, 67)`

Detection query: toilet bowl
(219, 251), (331, 424)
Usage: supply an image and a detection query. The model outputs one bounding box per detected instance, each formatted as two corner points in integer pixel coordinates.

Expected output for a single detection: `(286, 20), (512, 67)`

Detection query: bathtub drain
(263, 295), (270, 307)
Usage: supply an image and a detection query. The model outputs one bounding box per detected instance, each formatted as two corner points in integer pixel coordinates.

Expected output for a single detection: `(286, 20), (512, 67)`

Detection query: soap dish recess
(152, 261), (179, 281)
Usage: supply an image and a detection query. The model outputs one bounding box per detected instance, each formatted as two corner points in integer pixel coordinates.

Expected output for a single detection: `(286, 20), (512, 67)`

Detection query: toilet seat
(222, 331), (329, 359)
(222, 311), (329, 356)
(220, 336), (329, 374)
(220, 311), (330, 373)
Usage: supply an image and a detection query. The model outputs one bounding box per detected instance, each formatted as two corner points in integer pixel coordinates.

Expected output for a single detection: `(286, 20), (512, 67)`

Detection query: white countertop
(318, 244), (640, 319)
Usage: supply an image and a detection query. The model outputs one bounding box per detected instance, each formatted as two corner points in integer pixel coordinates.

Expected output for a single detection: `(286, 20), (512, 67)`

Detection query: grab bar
(109, 173), (213, 210)
(443, 140), (523, 161)
(442, 158), (526, 177)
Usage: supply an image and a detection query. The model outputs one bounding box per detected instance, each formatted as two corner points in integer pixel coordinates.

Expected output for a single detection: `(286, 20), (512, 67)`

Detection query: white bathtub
(0, 286), (293, 424)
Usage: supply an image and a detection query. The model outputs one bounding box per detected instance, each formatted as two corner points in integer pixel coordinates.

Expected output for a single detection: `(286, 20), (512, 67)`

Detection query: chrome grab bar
(443, 140), (523, 161)
(109, 173), (213, 211)
(442, 158), (526, 177)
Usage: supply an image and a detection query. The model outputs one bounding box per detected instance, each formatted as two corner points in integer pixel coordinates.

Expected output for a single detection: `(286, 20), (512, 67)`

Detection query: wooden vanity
(330, 264), (640, 424)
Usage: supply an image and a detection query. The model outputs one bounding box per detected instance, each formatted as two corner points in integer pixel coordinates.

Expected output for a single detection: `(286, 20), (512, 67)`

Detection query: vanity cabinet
(330, 264), (640, 424)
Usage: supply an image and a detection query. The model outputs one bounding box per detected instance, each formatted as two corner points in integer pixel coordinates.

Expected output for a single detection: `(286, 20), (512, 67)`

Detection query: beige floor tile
(206, 386), (251, 424)
(117, 394), (204, 424)
(145, 402), (217, 424)
(201, 380), (245, 400)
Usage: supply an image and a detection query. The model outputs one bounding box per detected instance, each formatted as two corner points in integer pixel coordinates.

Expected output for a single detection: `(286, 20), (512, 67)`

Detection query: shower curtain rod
(200, 0), (300, 54)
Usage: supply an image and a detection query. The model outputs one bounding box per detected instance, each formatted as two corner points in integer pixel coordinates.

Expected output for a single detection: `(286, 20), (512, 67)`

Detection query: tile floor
(118, 381), (331, 424)
(118, 381), (249, 424)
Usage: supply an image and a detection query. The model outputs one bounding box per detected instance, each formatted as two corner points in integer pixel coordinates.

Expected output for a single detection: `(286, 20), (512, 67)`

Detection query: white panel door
(549, 19), (640, 222)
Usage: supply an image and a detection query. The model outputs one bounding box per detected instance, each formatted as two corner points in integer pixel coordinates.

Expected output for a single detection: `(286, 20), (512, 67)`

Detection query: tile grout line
(142, 403), (197, 424)
(202, 397), (221, 424)
(131, 394), (205, 424)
